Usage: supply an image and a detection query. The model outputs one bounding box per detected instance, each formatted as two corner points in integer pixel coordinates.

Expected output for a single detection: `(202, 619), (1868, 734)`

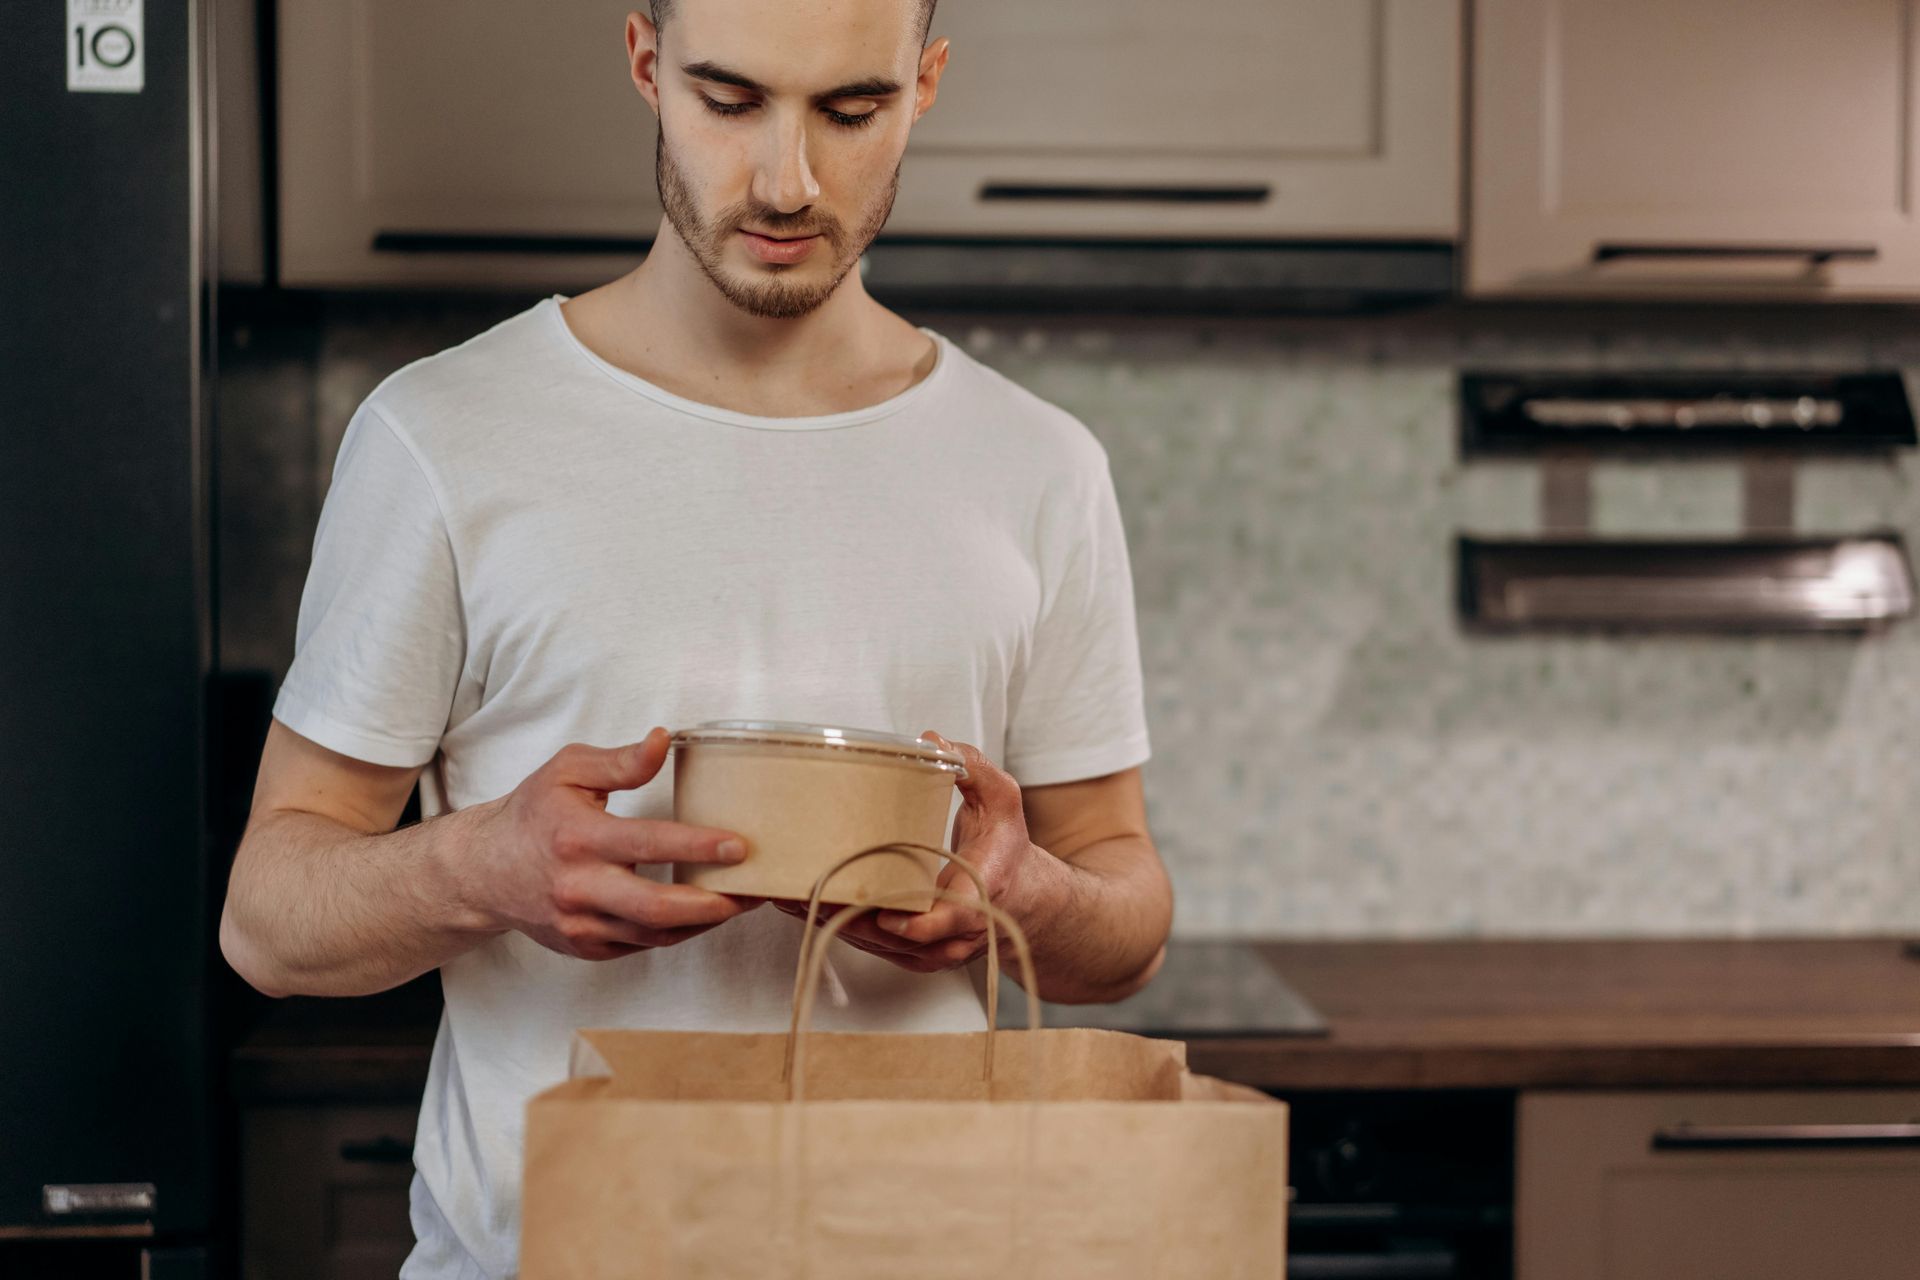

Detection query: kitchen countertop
(230, 937), (1920, 1103)
(1186, 937), (1920, 1090)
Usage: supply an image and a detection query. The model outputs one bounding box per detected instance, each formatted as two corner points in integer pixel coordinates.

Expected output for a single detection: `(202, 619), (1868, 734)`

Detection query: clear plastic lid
(668, 719), (967, 776)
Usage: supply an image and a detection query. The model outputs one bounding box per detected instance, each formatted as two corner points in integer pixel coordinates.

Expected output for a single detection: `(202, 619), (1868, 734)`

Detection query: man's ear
(627, 11), (662, 116)
(912, 36), (950, 123)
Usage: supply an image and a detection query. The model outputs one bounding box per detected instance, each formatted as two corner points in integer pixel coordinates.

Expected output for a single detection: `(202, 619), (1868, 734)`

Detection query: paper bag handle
(781, 850), (1046, 1279)
(786, 858), (1043, 1103)
(784, 844), (1026, 1083)
(789, 886), (1041, 1103)
(786, 842), (969, 1050)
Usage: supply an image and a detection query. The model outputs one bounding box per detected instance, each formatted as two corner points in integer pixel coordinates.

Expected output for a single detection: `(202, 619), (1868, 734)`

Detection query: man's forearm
(1024, 835), (1171, 1005)
(221, 805), (501, 999)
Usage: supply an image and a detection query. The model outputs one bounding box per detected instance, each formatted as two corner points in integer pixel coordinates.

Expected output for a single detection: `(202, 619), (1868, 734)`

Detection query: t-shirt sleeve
(1002, 447), (1152, 787)
(272, 403), (465, 768)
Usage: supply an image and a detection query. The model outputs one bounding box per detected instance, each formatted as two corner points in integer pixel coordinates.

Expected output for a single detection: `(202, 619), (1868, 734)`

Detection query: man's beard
(655, 131), (899, 320)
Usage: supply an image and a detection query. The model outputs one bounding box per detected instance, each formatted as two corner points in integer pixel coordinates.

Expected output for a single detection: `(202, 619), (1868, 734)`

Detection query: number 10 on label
(68, 0), (144, 94)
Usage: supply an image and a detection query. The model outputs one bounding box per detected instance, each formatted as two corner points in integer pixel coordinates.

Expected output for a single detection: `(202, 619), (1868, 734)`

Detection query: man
(219, 0), (1170, 1274)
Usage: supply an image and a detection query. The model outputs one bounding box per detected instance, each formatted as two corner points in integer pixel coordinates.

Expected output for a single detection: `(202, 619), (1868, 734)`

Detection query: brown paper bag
(521, 856), (1289, 1279)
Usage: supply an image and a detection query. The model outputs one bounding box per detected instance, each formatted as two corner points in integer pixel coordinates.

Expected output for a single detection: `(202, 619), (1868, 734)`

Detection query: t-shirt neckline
(543, 294), (949, 432)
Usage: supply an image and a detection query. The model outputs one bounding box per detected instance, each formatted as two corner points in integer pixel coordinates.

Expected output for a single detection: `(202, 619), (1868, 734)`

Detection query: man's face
(639, 0), (935, 319)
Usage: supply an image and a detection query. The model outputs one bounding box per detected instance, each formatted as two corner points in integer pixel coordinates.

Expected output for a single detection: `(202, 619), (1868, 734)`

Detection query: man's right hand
(468, 727), (760, 961)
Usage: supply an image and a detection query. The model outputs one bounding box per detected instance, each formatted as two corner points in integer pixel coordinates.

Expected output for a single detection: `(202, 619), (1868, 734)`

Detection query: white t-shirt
(273, 296), (1151, 1279)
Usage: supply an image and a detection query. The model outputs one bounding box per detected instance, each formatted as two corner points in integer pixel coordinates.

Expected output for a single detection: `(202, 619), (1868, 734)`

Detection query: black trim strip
(978, 183), (1271, 204)
(372, 231), (651, 255)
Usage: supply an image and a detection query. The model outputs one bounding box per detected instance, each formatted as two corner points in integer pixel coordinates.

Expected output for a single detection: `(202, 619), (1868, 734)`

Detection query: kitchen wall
(219, 294), (1920, 938)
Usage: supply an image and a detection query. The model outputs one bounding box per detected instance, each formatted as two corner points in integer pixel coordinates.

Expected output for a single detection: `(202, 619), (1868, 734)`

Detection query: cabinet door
(1470, 0), (1920, 299)
(892, 0), (1459, 239)
(280, 0), (1461, 287)
(243, 1106), (419, 1280)
(278, 0), (658, 288)
(1517, 1090), (1920, 1280)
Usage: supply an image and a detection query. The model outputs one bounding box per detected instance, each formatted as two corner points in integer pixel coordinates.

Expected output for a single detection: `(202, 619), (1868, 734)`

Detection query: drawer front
(243, 1105), (419, 1280)
(1517, 1090), (1920, 1280)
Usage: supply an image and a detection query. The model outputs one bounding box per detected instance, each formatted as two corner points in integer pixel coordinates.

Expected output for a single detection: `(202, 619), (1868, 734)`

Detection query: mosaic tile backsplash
(219, 296), (1920, 938)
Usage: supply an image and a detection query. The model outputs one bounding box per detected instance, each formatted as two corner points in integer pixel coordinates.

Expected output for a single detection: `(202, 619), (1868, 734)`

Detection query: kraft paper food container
(668, 720), (967, 910)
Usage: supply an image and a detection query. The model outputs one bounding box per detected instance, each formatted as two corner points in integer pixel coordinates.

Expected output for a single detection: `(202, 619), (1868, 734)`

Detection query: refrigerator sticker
(67, 0), (143, 94)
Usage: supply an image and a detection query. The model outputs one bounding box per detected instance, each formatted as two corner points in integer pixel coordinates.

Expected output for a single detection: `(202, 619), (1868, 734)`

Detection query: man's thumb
(559, 728), (669, 793)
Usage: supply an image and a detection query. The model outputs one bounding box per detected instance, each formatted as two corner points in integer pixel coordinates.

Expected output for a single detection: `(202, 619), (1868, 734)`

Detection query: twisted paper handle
(787, 874), (1041, 1103)
(784, 843), (1031, 1085)
(779, 849), (1045, 1280)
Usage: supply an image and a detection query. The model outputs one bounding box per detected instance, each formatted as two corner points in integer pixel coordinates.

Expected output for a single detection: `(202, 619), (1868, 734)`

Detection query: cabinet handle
(339, 1136), (414, 1165)
(978, 182), (1270, 205)
(1593, 242), (1878, 266)
(1651, 1122), (1920, 1152)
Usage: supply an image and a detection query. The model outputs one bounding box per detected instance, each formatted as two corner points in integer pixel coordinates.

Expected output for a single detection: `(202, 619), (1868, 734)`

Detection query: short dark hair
(649, 0), (939, 46)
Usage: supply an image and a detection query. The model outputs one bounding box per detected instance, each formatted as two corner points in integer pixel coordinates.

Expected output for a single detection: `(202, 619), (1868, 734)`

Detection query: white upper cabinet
(1469, 0), (1920, 300)
(276, 0), (1460, 288)
(278, 0), (659, 289)
(889, 0), (1460, 240)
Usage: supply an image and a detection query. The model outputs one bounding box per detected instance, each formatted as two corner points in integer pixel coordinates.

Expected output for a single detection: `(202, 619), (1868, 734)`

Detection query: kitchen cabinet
(277, 0), (657, 289)
(1469, 0), (1920, 300)
(233, 944), (1920, 1280)
(242, 1105), (418, 1280)
(886, 0), (1459, 240)
(1516, 1090), (1920, 1280)
(275, 0), (1459, 288)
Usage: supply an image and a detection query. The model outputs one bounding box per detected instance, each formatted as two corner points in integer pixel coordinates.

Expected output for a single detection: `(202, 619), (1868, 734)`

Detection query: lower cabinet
(1517, 1090), (1920, 1280)
(242, 1106), (418, 1280)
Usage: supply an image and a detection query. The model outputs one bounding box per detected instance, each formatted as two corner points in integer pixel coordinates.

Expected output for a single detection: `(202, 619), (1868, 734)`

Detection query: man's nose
(752, 112), (821, 215)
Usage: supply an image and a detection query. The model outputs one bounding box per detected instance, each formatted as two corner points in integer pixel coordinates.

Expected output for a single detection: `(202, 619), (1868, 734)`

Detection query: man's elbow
(219, 907), (292, 999)
(1045, 941), (1167, 1006)
(1106, 942), (1167, 1003)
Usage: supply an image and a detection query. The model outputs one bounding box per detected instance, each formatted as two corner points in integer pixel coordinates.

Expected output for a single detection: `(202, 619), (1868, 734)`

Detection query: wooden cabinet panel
(277, 0), (655, 288)
(1470, 0), (1920, 299)
(242, 1105), (418, 1280)
(1517, 1090), (1920, 1280)
(891, 0), (1460, 239)
(277, 0), (1460, 287)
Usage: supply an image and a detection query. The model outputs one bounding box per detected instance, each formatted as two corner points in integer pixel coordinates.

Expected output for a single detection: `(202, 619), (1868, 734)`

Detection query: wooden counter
(1186, 938), (1920, 1091)
(231, 938), (1920, 1102)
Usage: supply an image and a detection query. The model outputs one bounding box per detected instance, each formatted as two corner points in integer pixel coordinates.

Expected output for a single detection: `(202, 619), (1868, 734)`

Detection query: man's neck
(559, 220), (932, 419)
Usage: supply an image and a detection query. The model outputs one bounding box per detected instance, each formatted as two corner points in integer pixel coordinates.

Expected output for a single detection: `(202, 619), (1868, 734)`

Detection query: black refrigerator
(1, 2), (219, 1276)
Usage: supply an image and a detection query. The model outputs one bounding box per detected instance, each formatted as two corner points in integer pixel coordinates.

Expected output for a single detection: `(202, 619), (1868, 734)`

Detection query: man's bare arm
(781, 745), (1173, 1006)
(220, 721), (496, 997)
(1010, 766), (1171, 1003)
(219, 721), (758, 999)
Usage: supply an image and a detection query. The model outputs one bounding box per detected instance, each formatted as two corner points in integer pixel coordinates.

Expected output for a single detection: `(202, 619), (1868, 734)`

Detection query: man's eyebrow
(818, 76), (902, 99)
(679, 61), (901, 100)
(681, 60), (768, 94)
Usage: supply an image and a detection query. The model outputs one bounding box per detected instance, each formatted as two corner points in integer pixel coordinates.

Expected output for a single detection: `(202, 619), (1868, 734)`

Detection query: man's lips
(739, 228), (822, 264)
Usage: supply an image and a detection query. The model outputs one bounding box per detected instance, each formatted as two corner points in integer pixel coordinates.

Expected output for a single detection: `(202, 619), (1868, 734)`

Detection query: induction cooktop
(993, 940), (1329, 1037)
